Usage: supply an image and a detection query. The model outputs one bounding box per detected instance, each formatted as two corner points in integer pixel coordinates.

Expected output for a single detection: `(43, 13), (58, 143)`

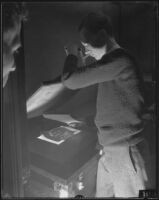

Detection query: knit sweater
(62, 48), (146, 146)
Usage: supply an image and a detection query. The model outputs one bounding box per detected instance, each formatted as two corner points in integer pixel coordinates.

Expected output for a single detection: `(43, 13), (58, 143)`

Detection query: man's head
(2, 3), (27, 87)
(78, 12), (114, 60)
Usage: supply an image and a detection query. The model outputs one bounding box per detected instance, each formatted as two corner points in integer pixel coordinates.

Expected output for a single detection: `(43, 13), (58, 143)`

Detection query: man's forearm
(62, 56), (131, 90)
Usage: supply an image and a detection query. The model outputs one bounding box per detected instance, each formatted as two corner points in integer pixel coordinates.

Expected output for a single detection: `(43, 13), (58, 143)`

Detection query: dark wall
(119, 2), (155, 74)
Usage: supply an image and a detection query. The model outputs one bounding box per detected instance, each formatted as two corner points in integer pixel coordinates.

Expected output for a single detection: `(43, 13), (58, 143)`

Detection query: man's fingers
(85, 51), (91, 55)
(64, 45), (89, 60)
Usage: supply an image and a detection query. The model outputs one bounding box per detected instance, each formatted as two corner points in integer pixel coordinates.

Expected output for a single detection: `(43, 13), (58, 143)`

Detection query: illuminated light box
(26, 76), (78, 118)
(27, 83), (64, 113)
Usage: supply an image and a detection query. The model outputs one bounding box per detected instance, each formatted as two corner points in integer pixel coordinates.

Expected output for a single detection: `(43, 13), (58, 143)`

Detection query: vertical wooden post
(2, 23), (30, 197)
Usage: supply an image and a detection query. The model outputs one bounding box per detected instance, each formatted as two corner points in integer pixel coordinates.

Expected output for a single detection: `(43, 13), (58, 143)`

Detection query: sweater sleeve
(62, 54), (132, 90)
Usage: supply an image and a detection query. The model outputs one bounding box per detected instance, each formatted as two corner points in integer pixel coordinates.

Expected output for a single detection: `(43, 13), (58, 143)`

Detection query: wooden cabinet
(26, 153), (99, 197)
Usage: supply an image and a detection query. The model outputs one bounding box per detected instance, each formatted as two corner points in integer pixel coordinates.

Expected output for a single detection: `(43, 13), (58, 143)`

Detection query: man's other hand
(64, 43), (88, 66)
(64, 43), (79, 56)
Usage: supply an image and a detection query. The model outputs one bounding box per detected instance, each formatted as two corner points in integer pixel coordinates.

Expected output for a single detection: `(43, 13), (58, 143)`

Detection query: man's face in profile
(3, 21), (21, 87)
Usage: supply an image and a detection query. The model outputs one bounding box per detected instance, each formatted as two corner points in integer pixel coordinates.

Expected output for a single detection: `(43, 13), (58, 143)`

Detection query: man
(2, 2), (27, 87)
(61, 12), (154, 197)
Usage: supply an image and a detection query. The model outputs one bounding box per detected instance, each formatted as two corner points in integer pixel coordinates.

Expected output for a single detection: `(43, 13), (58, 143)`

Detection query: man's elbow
(61, 74), (80, 90)
(62, 80), (78, 90)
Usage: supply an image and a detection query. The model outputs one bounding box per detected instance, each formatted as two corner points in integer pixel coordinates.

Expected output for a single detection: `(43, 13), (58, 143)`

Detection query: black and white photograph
(1, 1), (158, 198)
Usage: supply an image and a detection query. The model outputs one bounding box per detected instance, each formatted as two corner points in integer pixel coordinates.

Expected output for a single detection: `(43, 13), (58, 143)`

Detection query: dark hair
(78, 12), (113, 47)
(2, 2), (28, 32)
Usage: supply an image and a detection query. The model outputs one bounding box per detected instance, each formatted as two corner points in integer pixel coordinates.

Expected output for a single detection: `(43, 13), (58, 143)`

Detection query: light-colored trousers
(96, 139), (155, 197)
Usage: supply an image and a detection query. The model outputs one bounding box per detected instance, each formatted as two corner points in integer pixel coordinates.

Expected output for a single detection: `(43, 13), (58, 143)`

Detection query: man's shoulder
(102, 47), (126, 59)
(99, 48), (136, 65)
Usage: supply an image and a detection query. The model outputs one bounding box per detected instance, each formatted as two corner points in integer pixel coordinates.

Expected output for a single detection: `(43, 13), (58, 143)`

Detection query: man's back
(94, 48), (145, 146)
